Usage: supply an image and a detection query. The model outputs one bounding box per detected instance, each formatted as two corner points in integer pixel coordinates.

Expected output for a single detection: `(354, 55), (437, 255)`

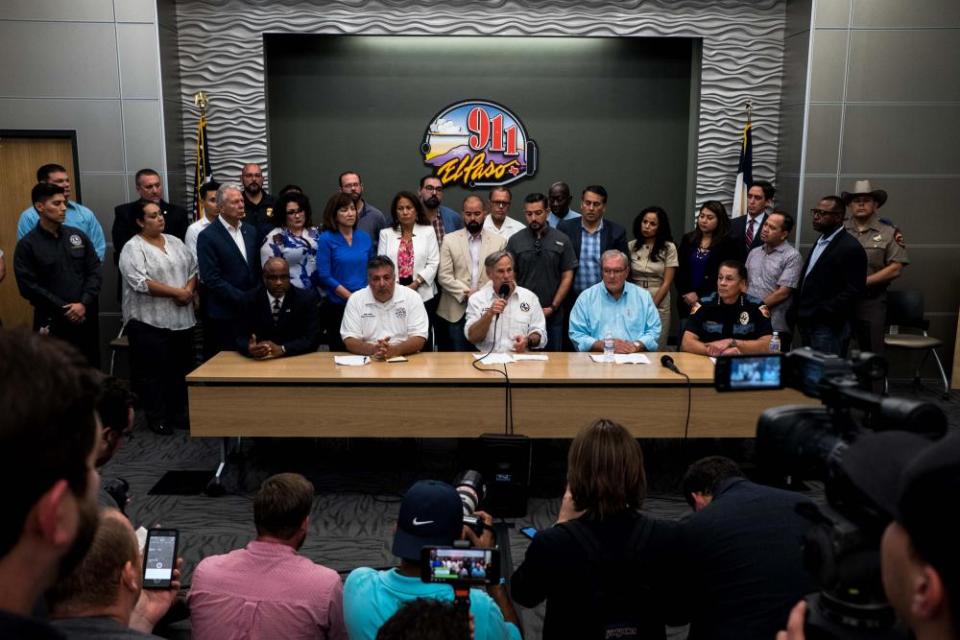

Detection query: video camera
(715, 348), (947, 639)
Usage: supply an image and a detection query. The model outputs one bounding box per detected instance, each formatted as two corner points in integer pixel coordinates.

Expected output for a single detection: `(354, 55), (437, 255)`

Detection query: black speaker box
(477, 433), (532, 518)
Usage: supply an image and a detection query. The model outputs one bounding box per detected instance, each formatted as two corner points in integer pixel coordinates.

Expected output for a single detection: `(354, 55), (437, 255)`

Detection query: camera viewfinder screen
(144, 534), (176, 582)
(427, 548), (493, 583)
(730, 356), (782, 389)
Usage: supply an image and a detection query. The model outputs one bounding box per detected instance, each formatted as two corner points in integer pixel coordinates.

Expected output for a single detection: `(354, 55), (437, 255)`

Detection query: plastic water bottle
(603, 332), (615, 361)
(769, 331), (781, 353)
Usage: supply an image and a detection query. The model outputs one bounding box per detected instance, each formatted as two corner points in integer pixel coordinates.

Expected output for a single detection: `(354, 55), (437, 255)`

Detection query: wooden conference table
(187, 351), (817, 439)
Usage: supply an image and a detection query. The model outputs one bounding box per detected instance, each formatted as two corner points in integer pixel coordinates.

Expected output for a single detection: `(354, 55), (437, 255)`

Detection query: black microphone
(497, 283), (511, 299)
(660, 354), (682, 375)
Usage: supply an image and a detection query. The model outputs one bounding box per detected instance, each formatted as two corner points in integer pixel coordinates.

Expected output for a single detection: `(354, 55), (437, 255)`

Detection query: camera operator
(510, 418), (680, 639)
(677, 456), (814, 640)
(778, 430), (960, 640)
(342, 480), (520, 640)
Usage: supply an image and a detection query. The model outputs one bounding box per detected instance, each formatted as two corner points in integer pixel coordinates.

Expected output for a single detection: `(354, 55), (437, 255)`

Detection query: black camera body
(715, 348), (946, 639)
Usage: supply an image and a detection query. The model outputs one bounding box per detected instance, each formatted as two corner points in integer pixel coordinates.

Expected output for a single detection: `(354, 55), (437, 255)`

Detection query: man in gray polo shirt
(506, 192), (578, 351)
(745, 210), (802, 351)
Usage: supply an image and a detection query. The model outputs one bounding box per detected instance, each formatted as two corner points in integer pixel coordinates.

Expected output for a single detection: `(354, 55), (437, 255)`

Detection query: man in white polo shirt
(465, 250), (546, 353)
(341, 255), (429, 359)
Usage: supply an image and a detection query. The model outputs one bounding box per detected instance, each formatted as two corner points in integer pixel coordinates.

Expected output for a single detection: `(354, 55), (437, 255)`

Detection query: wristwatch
(729, 339), (737, 349)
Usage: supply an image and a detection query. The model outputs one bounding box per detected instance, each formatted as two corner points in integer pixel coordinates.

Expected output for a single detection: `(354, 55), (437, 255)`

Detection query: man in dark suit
(558, 185), (628, 349)
(729, 179), (774, 262)
(237, 257), (320, 359)
(112, 168), (189, 261)
(197, 183), (261, 357)
(677, 456), (815, 640)
(788, 195), (867, 356)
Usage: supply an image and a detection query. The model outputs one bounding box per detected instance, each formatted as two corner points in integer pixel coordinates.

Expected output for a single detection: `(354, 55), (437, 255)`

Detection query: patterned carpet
(100, 382), (959, 639)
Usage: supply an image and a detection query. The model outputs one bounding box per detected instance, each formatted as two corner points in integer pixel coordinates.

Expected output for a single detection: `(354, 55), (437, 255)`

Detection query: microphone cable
(661, 355), (692, 445)
(471, 285), (514, 435)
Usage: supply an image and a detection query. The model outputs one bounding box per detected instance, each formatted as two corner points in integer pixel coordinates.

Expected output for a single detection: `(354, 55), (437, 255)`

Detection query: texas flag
(731, 119), (752, 218)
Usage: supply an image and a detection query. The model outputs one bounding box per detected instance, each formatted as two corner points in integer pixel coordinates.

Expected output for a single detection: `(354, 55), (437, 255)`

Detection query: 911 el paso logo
(421, 100), (538, 188)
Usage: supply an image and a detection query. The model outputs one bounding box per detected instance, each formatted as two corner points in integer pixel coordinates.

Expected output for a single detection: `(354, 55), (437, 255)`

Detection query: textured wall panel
(173, 0), (786, 210)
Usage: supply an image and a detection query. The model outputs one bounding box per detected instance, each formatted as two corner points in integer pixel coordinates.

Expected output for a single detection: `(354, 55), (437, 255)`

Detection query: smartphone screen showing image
(520, 526), (538, 540)
(143, 529), (178, 589)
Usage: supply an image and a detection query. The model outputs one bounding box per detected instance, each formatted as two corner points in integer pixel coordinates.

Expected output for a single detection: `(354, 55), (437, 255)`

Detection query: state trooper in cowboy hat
(841, 180), (909, 363)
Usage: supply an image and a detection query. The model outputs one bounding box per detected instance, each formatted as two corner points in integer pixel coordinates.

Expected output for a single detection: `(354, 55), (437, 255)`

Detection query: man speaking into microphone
(465, 250), (546, 353)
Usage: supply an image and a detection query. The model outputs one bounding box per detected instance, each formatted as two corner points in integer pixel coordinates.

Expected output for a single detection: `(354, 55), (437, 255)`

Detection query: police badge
(739, 311), (750, 325)
(69, 234), (83, 247)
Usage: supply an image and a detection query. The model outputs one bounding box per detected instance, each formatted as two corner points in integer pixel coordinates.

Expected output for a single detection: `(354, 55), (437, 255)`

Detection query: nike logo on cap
(412, 518), (434, 526)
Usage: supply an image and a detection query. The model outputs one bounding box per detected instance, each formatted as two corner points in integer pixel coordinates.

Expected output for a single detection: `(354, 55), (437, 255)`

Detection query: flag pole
(192, 91), (211, 222)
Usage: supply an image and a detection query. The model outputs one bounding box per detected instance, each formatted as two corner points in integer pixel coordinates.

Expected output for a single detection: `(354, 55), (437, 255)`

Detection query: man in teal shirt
(343, 480), (521, 640)
(17, 163), (106, 261)
(569, 249), (662, 353)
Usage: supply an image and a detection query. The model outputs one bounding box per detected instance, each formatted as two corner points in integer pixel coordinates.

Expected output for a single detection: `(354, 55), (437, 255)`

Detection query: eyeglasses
(810, 208), (841, 217)
(491, 200), (510, 208)
(423, 185), (443, 193)
(286, 208), (304, 215)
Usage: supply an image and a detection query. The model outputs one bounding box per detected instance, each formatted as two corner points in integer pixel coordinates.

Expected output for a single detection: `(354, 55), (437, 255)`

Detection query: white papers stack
(334, 355), (370, 366)
(589, 353), (651, 365)
(511, 354), (549, 361)
(473, 353), (514, 364)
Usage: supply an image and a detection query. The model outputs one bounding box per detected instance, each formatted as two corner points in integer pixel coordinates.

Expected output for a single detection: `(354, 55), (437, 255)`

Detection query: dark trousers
(424, 295), (440, 351)
(203, 317), (240, 360)
(127, 319), (193, 429)
(545, 308), (565, 352)
(853, 295), (886, 356)
(435, 315), (471, 352)
(800, 323), (851, 357)
(324, 302), (347, 352)
(39, 309), (101, 368)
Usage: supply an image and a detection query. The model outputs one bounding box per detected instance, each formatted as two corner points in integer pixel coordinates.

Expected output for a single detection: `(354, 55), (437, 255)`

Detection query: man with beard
(729, 180), (774, 262)
(189, 473), (347, 640)
(506, 193), (577, 351)
(0, 329), (102, 639)
(436, 195), (506, 350)
(340, 171), (388, 242)
(419, 176), (463, 246)
(546, 181), (580, 229)
(240, 163), (276, 240)
(47, 508), (183, 639)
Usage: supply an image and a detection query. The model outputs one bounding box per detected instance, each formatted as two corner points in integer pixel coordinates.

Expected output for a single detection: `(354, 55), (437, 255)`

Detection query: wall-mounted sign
(421, 99), (538, 188)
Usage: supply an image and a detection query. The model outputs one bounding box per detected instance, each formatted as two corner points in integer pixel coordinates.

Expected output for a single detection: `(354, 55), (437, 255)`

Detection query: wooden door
(0, 134), (78, 328)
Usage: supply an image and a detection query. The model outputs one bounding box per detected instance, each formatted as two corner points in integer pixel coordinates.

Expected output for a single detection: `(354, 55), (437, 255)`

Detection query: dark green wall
(266, 34), (696, 238)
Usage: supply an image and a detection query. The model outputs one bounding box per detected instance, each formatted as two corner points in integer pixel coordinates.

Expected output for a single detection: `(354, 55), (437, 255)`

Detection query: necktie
(745, 219), (755, 247)
(272, 298), (282, 323)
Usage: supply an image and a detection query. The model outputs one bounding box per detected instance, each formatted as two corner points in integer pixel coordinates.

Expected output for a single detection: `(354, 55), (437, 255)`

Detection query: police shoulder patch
(759, 304), (770, 318)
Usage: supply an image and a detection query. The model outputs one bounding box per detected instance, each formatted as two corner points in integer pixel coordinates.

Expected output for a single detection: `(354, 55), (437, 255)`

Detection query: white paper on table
(334, 355), (370, 366)
(589, 353), (651, 364)
(709, 357), (717, 364)
(511, 354), (549, 361)
(473, 353), (513, 364)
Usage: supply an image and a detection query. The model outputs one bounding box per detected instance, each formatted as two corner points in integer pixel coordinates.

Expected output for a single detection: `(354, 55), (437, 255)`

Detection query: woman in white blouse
(118, 201), (197, 435)
(378, 190), (440, 297)
(259, 191), (321, 293)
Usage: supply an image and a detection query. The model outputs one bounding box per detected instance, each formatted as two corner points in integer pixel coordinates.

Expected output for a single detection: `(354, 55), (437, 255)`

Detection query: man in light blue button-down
(16, 163), (106, 262)
(569, 249), (661, 353)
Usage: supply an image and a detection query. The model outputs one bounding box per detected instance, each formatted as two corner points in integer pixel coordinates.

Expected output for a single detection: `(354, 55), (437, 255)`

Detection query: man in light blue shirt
(569, 250), (662, 353)
(17, 163), (106, 261)
(343, 480), (521, 640)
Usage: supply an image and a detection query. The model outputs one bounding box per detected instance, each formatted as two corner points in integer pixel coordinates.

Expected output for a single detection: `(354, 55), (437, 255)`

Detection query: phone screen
(143, 530), (178, 589)
(520, 527), (538, 539)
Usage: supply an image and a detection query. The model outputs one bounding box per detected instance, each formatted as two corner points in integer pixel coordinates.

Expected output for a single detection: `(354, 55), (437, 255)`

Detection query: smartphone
(421, 546), (500, 586)
(520, 526), (538, 540)
(714, 354), (784, 392)
(142, 528), (179, 589)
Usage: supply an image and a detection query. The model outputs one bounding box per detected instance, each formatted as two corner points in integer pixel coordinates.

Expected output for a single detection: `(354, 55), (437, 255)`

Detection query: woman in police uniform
(680, 259), (772, 356)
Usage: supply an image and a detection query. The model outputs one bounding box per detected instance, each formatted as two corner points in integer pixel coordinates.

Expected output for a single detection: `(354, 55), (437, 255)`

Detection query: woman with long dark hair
(628, 206), (678, 350)
(676, 201), (738, 323)
(260, 191), (320, 293)
(511, 418), (679, 639)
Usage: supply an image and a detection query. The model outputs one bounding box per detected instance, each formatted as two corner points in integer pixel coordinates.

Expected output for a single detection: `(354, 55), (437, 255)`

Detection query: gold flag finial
(194, 91), (208, 113)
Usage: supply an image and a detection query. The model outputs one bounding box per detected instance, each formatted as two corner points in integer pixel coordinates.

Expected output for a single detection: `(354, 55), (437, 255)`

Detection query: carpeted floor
(101, 381), (959, 639)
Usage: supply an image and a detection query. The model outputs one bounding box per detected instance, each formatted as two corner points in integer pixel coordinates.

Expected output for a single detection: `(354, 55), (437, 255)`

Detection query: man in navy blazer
(237, 257), (320, 358)
(197, 183), (261, 357)
(787, 195), (866, 355)
(558, 185), (628, 348)
(728, 180), (773, 262)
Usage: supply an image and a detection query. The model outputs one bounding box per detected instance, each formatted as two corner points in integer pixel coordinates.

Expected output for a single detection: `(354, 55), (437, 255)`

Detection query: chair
(108, 324), (129, 377)
(884, 290), (950, 398)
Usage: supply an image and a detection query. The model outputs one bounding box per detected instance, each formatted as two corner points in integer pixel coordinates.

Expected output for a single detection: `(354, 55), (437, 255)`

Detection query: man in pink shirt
(188, 473), (346, 640)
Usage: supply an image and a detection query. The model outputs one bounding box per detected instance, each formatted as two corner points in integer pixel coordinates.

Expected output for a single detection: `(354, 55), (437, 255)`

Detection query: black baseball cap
(392, 480), (464, 561)
(840, 430), (960, 574)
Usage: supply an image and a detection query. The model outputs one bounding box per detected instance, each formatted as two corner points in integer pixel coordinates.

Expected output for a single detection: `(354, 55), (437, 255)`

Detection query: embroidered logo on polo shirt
(520, 301), (531, 312)
(394, 307), (407, 319)
(69, 234), (83, 247)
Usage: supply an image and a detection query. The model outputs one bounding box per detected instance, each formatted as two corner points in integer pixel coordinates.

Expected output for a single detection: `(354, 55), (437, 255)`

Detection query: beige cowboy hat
(841, 179), (887, 207)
